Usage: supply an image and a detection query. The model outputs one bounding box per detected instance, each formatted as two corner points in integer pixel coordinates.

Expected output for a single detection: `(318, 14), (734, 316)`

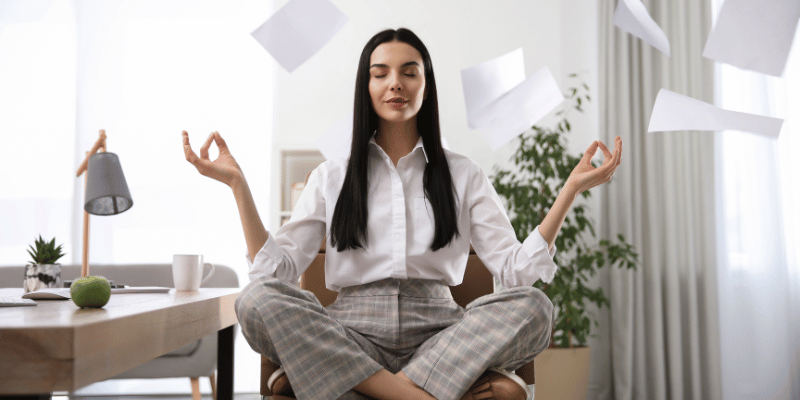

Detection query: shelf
(279, 150), (325, 226)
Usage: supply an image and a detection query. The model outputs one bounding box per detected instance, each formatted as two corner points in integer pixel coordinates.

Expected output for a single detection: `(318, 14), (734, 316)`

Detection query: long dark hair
(330, 28), (460, 252)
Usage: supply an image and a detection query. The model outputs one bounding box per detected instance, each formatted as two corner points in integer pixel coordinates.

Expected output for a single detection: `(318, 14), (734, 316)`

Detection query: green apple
(70, 276), (111, 308)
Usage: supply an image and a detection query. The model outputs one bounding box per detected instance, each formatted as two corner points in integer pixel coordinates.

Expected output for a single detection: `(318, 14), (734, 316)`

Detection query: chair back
(298, 241), (493, 309)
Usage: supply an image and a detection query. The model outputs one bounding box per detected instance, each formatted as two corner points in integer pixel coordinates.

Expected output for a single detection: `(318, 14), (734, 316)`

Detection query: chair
(259, 242), (535, 399)
(0, 263), (239, 400)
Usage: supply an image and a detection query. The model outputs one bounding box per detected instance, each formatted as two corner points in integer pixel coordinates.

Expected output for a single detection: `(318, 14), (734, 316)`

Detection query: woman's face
(368, 40), (426, 124)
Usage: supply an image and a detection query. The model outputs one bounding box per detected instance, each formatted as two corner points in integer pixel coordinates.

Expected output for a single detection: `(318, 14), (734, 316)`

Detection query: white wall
(268, 0), (601, 233)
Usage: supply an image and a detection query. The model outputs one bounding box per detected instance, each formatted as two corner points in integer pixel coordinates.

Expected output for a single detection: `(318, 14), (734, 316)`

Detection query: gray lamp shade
(84, 152), (133, 215)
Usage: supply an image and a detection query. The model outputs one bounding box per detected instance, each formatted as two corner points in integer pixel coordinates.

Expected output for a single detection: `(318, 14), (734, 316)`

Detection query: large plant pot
(534, 347), (591, 400)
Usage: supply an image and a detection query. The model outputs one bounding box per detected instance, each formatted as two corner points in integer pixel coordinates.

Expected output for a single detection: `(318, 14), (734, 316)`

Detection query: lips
(387, 97), (408, 103)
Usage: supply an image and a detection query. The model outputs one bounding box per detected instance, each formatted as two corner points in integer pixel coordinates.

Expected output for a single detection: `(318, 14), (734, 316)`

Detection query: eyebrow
(369, 61), (421, 69)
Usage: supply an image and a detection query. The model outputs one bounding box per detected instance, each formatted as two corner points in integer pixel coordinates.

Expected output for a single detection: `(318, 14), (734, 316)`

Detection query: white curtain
(0, 0), (76, 264)
(596, 1), (722, 399)
(713, 0), (800, 396)
(1, 0), (273, 394)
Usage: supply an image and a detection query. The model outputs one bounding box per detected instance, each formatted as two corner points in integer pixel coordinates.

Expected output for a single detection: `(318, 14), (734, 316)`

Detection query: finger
(475, 382), (490, 392)
(581, 141), (599, 163)
(614, 136), (623, 166)
(474, 389), (493, 399)
(182, 131), (211, 171)
(183, 131), (198, 161)
(199, 132), (215, 160)
(213, 131), (230, 153)
(602, 161), (620, 182)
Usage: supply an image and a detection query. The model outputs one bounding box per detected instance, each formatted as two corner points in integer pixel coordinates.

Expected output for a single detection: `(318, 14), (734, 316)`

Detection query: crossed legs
(236, 277), (552, 400)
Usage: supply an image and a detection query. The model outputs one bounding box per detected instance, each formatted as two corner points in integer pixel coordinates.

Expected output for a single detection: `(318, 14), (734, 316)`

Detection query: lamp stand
(76, 130), (107, 278)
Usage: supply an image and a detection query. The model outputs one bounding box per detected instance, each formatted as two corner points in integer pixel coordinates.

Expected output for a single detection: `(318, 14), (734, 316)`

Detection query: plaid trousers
(235, 277), (553, 400)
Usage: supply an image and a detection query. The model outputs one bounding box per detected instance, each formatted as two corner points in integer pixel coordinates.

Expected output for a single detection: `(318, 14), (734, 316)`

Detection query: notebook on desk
(22, 287), (171, 300)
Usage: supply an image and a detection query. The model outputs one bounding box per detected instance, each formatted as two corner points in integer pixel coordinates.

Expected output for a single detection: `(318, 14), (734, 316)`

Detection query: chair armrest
(516, 360), (535, 385)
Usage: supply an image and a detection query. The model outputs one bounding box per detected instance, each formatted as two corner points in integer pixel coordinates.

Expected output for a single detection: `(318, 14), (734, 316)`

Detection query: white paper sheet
(703, 0), (800, 77)
(316, 112), (451, 161)
(613, 0), (671, 57)
(250, 0), (348, 73)
(648, 89), (784, 138)
(0, 0), (55, 35)
(462, 48), (526, 130)
(461, 49), (564, 150)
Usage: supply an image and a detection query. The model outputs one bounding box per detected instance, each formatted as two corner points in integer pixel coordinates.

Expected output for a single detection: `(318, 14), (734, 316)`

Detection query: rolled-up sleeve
(521, 226), (558, 283)
(468, 164), (558, 288)
(245, 166), (326, 285)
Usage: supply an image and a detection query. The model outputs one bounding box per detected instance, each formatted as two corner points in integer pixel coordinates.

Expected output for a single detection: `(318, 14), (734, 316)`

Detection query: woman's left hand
(565, 136), (622, 195)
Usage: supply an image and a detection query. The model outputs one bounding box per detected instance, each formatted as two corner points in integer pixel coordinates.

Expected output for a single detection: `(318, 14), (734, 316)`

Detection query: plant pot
(534, 346), (591, 400)
(23, 263), (63, 293)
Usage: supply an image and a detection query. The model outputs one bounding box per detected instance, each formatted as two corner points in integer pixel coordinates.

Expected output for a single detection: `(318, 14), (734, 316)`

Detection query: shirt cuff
(245, 234), (283, 282)
(521, 225), (558, 283)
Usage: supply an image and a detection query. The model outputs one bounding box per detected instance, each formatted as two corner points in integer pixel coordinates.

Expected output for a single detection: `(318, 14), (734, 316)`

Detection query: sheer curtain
(713, 0), (800, 397)
(1, 0), (273, 394)
(597, 1), (722, 399)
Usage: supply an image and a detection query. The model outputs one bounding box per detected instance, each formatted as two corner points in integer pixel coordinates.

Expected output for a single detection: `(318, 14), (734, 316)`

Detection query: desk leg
(218, 325), (234, 400)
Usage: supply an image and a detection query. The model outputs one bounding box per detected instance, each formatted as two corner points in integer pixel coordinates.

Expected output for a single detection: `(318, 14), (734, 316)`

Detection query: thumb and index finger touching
(183, 130), (229, 160)
(589, 136), (623, 168)
(199, 131), (230, 159)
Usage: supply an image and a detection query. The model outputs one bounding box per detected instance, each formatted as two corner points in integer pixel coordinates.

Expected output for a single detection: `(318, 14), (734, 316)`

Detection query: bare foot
(460, 370), (494, 400)
(354, 369), (436, 400)
(460, 370), (528, 400)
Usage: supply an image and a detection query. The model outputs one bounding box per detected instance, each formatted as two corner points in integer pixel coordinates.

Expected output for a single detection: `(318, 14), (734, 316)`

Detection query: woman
(183, 28), (621, 400)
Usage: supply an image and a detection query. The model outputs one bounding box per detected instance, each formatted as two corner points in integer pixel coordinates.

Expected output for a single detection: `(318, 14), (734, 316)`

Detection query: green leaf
(490, 73), (641, 348)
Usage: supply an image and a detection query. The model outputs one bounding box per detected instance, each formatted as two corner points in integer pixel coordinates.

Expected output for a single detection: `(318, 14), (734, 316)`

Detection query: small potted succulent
(24, 235), (66, 293)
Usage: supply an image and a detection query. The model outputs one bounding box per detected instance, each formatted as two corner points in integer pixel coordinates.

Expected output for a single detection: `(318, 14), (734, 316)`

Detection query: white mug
(172, 254), (215, 291)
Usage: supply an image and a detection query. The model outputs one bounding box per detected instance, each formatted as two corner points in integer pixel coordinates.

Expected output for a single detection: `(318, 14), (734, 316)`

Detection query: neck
(376, 118), (419, 166)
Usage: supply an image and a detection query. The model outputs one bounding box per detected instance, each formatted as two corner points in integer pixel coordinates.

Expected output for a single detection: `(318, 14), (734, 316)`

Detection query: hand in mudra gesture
(182, 130), (243, 187)
(567, 136), (623, 195)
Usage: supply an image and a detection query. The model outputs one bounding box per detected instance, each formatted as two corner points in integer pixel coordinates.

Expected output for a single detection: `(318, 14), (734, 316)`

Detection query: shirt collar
(369, 131), (429, 163)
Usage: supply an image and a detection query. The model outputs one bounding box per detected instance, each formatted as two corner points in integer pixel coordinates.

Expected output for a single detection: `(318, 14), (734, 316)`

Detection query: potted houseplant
(24, 235), (66, 293)
(491, 75), (640, 399)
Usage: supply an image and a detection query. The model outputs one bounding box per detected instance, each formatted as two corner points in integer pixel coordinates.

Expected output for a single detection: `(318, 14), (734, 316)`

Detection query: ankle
(354, 369), (436, 400)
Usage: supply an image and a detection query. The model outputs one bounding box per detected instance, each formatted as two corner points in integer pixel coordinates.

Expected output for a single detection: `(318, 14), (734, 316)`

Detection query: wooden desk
(0, 287), (240, 400)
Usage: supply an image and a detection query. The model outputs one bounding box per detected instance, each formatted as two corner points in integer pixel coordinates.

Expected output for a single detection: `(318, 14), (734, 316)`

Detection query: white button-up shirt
(246, 136), (557, 291)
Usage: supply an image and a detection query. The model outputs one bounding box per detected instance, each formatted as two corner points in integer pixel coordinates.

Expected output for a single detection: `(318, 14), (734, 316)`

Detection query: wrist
(562, 180), (580, 199)
(229, 172), (248, 193)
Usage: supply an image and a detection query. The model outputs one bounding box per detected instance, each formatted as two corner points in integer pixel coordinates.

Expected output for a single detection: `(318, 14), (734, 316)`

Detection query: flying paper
(0, 0), (55, 34)
(648, 89), (784, 138)
(613, 0), (670, 56)
(703, 0), (800, 77)
(250, 0), (348, 73)
(461, 49), (564, 150)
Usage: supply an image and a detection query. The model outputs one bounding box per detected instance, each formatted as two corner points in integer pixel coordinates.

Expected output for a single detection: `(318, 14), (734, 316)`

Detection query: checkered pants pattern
(235, 277), (553, 400)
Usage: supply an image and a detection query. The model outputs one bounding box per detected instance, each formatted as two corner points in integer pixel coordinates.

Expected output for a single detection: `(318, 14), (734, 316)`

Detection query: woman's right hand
(182, 130), (243, 188)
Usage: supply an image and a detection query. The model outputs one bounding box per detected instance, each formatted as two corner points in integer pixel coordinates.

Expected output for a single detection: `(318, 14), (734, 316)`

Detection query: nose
(389, 73), (402, 92)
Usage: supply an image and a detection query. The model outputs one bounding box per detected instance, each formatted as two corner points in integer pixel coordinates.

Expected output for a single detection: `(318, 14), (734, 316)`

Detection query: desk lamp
(75, 130), (133, 278)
